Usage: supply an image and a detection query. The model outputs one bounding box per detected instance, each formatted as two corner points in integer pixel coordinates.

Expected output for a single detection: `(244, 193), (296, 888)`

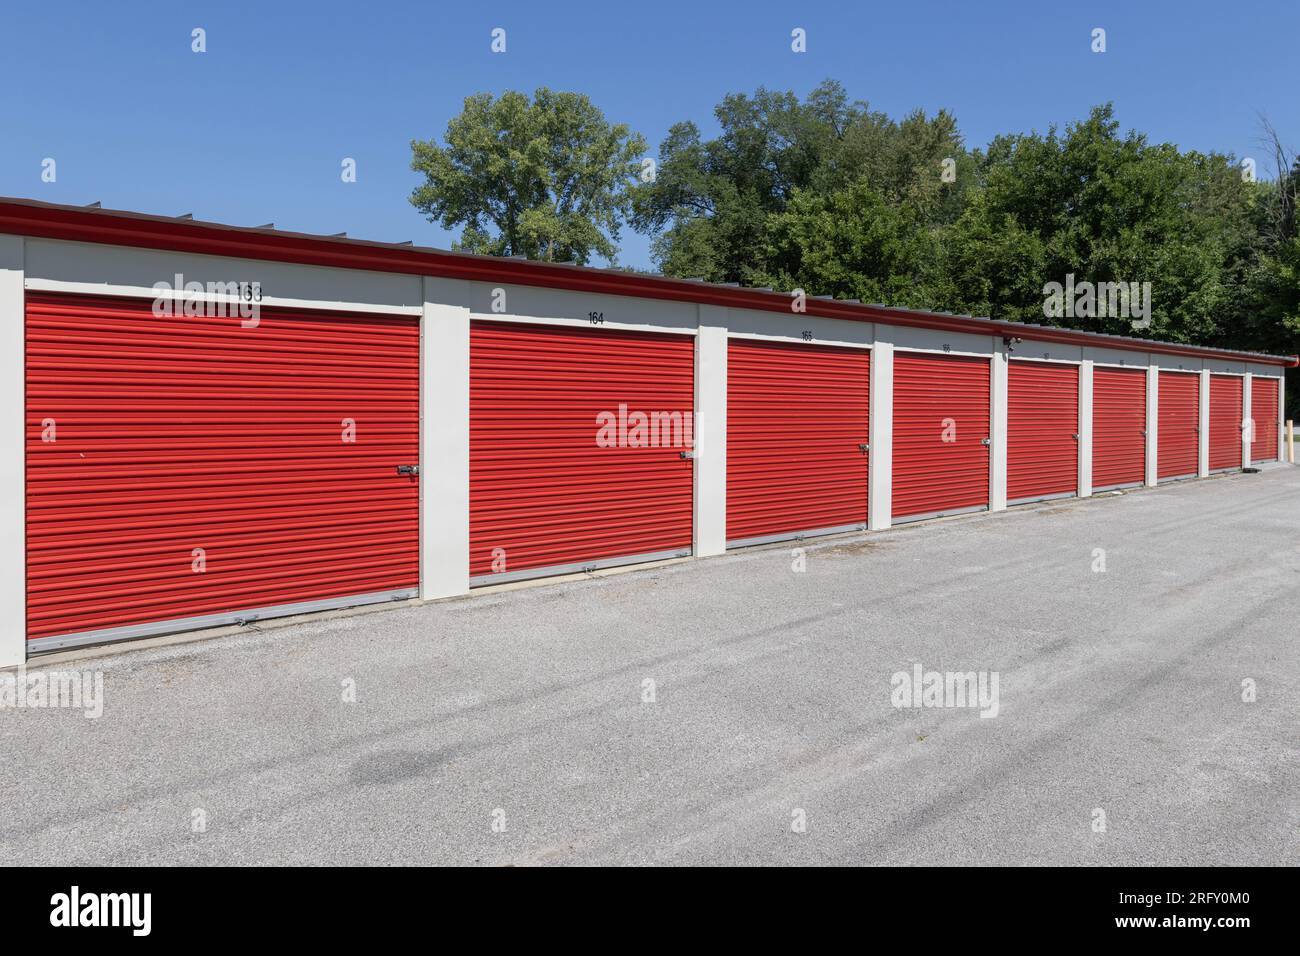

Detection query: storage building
(0, 198), (1293, 665)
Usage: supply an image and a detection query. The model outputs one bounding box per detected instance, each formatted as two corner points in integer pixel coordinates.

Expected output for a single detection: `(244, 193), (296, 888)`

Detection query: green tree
(631, 83), (1299, 410)
(940, 106), (1262, 342)
(754, 180), (942, 307)
(1243, 143), (1300, 417)
(410, 88), (646, 264)
(631, 80), (970, 285)
(633, 88), (1294, 357)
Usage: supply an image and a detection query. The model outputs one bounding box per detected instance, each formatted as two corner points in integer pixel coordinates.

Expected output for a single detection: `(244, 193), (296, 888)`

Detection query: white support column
(0, 235), (25, 669)
(1145, 365), (1159, 487)
(1279, 374), (1288, 462)
(867, 338), (894, 531)
(1078, 360), (1093, 497)
(1198, 369), (1210, 477)
(989, 340), (1008, 512)
(694, 307), (727, 557)
(419, 276), (471, 601)
(1242, 373), (1252, 468)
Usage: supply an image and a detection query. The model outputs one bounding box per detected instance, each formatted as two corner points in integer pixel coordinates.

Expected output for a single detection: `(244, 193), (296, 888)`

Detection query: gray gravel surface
(2, 467), (1297, 866)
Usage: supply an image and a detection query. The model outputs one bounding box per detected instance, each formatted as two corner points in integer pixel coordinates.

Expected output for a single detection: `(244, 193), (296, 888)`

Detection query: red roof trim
(1, 197), (1295, 367)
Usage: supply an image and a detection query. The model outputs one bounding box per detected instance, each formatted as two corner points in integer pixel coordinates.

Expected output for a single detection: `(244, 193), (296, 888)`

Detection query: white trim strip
(726, 522), (867, 550)
(888, 344), (992, 359)
(892, 504), (989, 525)
(26, 588), (418, 654)
(1006, 356), (1083, 366)
(468, 312), (697, 336)
(726, 330), (873, 349)
(1007, 491), (1076, 507)
(23, 277), (424, 316)
(469, 548), (692, 587)
(1093, 481), (1144, 493)
(0, 235), (24, 669)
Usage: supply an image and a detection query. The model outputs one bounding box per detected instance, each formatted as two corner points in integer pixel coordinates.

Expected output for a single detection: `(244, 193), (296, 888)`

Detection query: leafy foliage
(410, 88), (646, 265)
(632, 83), (1299, 411)
(409, 81), (1299, 413)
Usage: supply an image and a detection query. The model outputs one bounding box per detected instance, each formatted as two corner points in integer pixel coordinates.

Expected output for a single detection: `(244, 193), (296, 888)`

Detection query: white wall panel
(1008, 339), (1083, 363)
(1084, 345), (1151, 369)
(694, 308), (728, 557)
(0, 235), (24, 668)
(1145, 365), (1159, 486)
(882, 323), (992, 357)
(1078, 360), (1094, 497)
(867, 339), (894, 531)
(1198, 369), (1211, 477)
(990, 340), (1008, 512)
(1149, 352), (1205, 373)
(24, 238), (423, 313)
(420, 277), (471, 601)
(466, 281), (696, 333)
(726, 305), (873, 347)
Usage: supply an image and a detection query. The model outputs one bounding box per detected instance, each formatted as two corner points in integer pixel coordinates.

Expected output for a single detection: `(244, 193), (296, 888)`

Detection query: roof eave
(0, 197), (1294, 368)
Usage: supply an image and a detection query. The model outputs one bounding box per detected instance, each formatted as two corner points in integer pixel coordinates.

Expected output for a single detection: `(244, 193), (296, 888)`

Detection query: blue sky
(1, 0), (1295, 270)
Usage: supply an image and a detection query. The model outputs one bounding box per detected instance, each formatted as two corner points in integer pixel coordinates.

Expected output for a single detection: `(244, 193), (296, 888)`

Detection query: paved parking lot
(2, 466), (1297, 865)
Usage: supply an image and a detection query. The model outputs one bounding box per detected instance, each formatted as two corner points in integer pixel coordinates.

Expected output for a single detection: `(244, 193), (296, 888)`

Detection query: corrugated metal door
(1007, 360), (1078, 503)
(470, 320), (694, 583)
(1092, 366), (1147, 489)
(1208, 374), (1243, 472)
(26, 292), (420, 650)
(1157, 371), (1200, 479)
(726, 339), (869, 545)
(893, 352), (990, 520)
(1251, 377), (1280, 463)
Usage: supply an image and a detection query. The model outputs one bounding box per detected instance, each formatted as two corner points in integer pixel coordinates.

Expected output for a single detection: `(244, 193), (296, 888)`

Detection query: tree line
(411, 82), (1299, 411)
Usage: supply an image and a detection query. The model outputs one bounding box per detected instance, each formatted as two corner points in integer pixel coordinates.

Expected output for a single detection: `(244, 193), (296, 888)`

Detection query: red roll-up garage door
(1208, 374), (1243, 472)
(726, 339), (869, 544)
(1092, 366), (1147, 489)
(893, 352), (990, 520)
(470, 321), (694, 582)
(1007, 360), (1078, 503)
(1157, 371), (1199, 479)
(26, 292), (420, 650)
(1251, 377), (1280, 463)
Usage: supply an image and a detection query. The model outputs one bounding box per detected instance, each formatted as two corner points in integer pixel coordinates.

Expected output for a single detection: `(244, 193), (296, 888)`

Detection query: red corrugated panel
(1157, 371), (1200, 478)
(1208, 374), (1243, 471)
(1251, 377), (1280, 463)
(470, 321), (694, 579)
(726, 339), (868, 541)
(892, 352), (990, 519)
(1007, 361), (1078, 501)
(25, 292), (420, 641)
(1092, 366), (1147, 488)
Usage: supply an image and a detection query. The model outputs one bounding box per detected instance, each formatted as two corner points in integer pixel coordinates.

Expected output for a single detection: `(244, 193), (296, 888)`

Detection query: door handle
(1071, 433), (1080, 440)
(980, 438), (991, 446)
(859, 442), (869, 453)
(679, 450), (695, 460)
(396, 464), (419, 476)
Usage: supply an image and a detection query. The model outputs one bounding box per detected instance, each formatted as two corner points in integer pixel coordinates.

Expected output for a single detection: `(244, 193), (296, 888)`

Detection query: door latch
(1071, 433), (1080, 440)
(679, 450), (695, 460)
(396, 464), (419, 476)
(980, 437), (992, 446)
(859, 442), (870, 453)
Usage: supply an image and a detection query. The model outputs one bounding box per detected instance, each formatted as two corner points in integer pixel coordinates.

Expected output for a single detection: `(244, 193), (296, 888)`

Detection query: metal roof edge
(0, 196), (1295, 368)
